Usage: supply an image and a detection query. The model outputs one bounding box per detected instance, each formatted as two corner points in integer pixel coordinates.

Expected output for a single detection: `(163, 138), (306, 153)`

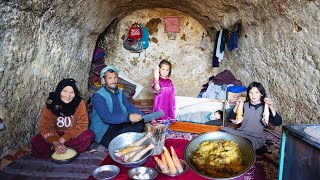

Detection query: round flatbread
(51, 148), (77, 160)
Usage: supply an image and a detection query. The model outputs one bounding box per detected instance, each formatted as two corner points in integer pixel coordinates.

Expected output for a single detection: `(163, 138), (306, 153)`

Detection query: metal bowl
(108, 132), (153, 168)
(92, 165), (120, 180)
(155, 159), (188, 177)
(127, 166), (158, 179)
(184, 131), (255, 180)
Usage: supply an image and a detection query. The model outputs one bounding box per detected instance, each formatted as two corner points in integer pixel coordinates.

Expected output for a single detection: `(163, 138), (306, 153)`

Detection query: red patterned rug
(135, 104), (281, 180)
(87, 129), (280, 180)
(166, 129), (280, 180)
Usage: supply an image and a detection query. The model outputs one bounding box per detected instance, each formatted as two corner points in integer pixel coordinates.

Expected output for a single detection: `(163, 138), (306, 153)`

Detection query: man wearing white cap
(90, 65), (145, 148)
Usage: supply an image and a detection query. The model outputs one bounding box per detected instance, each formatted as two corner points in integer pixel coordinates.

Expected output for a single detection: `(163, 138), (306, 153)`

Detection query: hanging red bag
(128, 23), (142, 39)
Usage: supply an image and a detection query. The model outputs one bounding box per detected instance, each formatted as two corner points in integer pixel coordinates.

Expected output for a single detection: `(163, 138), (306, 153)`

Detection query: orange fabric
(38, 100), (89, 144)
(169, 121), (221, 134)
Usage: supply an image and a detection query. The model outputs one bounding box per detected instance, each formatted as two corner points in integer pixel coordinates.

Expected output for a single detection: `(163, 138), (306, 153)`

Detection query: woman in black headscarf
(31, 78), (94, 159)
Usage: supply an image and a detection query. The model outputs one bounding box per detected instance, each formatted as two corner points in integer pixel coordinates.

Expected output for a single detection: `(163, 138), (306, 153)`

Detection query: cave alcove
(0, 1), (319, 159)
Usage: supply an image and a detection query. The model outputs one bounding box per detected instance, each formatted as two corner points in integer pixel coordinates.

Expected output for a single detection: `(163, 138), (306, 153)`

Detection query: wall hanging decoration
(123, 22), (143, 53)
(123, 38), (143, 53)
(128, 22), (142, 39)
(164, 16), (180, 32)
(165, 16), (180, 40)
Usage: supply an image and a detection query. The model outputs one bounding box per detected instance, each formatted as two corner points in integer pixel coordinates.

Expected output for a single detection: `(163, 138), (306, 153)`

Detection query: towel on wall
(227, 31), (238, 51)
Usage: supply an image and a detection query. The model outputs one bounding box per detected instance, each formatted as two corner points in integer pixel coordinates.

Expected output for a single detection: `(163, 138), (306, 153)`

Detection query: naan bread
(51, 148), (77, 160)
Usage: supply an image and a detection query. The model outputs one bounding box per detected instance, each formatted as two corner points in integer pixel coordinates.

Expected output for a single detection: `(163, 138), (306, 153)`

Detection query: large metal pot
(184, 131), (255, 179)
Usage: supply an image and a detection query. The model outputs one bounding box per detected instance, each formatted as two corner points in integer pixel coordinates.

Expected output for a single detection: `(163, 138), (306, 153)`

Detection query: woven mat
(0, 151), (106, 180)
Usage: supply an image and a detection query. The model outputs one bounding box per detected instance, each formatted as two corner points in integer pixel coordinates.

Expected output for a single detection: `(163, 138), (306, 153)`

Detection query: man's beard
(106, 83), (117, 90)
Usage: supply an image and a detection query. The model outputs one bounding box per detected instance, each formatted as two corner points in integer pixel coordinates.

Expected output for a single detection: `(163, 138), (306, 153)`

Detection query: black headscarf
(46, 78), (82, 116)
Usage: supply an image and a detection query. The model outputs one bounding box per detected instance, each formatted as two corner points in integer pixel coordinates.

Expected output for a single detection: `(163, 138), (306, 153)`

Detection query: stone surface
(97, 8), (214, 99)
(0, 0), (319, 158)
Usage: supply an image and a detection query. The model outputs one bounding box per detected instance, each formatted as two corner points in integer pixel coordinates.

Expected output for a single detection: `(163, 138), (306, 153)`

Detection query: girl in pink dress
(152, 60), (175, 121)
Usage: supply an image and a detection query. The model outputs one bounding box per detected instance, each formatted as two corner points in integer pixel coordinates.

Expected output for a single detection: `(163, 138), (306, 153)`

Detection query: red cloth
(88, 139), (204, 180)
(31, 130), (94, 159)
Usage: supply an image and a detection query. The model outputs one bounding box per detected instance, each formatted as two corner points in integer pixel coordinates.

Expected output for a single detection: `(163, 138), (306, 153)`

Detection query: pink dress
(152, 77), (175, 120)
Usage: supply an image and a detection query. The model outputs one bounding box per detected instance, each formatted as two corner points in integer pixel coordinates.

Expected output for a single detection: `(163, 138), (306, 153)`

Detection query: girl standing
(152, 60), (175, 121)
(221, 81), (282, 151)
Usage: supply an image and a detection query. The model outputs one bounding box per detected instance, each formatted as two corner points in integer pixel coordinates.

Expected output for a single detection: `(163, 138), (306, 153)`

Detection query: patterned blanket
(0, 151), (106, 180)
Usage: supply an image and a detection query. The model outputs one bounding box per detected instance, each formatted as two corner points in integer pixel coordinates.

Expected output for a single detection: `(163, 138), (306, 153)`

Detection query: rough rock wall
(218, 1), (320, 124)
(0, 0), (113, 158)
(97, 8), (214, 99)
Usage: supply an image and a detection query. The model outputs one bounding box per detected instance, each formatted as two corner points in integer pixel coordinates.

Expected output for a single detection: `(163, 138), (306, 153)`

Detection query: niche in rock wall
(92, 8), (215, 99)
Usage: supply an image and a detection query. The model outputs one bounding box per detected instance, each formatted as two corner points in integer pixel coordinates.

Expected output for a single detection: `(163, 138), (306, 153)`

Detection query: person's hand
(58, 137), (65, 144)
(154, 83), (160, 93)
(53, 141), (67, 154)
(239, 96), (246, 103)
(235, 96), (245, 105)
(262, 117), (269, 126)
(129, 113), (142, 124)
(230, 117), (243, 124)
(154, 66), (160, 73)
(264, 98), (273, 108)
(154, 66), (160, 93)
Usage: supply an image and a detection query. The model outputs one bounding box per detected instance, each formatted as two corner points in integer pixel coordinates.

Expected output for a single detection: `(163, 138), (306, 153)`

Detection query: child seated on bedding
(176, 110), (223, 126)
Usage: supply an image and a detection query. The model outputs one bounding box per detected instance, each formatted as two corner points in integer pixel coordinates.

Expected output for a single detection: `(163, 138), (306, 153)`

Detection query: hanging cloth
(212, 31), (220, 67)
(220, 29), (229, 52)
(227, 32), (239, 51)
(215, 31), (224, 62)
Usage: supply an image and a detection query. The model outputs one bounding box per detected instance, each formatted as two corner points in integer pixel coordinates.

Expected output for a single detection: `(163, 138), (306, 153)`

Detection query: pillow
(176, 111), (211, 124)
(175, 96), (224, 118)
(89, 64), (106, 92)
(119, 72), (143, 99)
(118, 77), (136, 101)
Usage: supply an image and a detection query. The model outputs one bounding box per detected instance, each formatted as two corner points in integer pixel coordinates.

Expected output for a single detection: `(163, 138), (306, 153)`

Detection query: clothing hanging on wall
(212, 31), (220, 67)
(227, 32), (239, 51)
(215, 30), (224, 62)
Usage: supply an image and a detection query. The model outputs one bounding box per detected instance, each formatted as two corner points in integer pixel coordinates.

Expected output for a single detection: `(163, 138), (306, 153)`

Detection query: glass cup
(145, 123), (166, 155)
